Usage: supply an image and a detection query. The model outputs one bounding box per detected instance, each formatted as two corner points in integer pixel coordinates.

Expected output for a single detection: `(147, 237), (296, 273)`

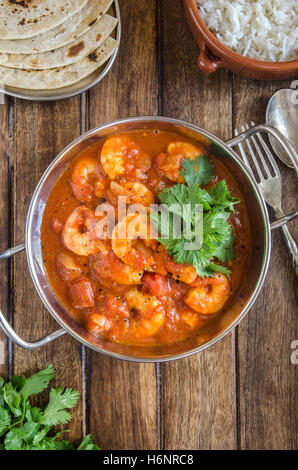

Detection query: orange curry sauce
(41, 130), (251, 346)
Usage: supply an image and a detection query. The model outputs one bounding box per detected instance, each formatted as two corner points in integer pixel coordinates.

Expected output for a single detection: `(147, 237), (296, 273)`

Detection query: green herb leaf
(32, 427), (50, 446)
(51, 439), (75, 450)
(42, 387), (79, 426)
(3, 383), (22, 417)
(0, 367), (99, 451)
(78, 434), (101, 451)
(16, 364), (55, 400)
(213, 230), (235, 263)
(4, 422), (39, 450)
(0, 407), (11, 434)
(208, 262), (231, 276)
(25, 406), (43, 424)
(31, 432), (75, 451)
(180, 155), (213, 187)
(151, 155), (240, 278)
(209, 180), (239, 212)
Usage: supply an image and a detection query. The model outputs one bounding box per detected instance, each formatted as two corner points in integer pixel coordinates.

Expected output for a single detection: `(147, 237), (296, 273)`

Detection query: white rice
(196, 0), (298, 62)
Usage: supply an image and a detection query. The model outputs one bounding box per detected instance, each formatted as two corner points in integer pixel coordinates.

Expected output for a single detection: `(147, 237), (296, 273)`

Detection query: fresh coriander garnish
(180, 154), (213, 187)
(0, 365), (99, 450)
(151, 154), (239, 277)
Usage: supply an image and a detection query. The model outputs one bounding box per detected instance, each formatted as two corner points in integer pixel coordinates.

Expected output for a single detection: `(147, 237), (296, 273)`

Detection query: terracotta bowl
(184, 0), (298, 80)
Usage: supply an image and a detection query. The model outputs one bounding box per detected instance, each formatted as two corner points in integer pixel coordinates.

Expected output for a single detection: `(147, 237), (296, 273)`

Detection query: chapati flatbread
(0, 0), (88, 40)
(0, 14), (117, 70)
(0, 37), (118, 89)
(0, 0), (113, 54)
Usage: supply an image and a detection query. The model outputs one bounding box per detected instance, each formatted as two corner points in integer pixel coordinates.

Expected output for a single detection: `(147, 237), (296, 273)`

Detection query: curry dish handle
(0, 243), (66, 350)
(226, 123), (298, 276)
(226, 123), (298, 172)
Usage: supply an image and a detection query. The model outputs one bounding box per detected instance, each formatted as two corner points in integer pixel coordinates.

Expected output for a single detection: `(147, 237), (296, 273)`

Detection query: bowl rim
(185, 0), (298, 70)
(0, 0), (121, 101)
(25, 116), (271, 362)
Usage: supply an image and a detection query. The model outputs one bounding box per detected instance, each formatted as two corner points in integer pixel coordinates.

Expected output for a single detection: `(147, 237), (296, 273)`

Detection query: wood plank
(0, 96), (9, 378)
(89, 360), (158, 450)
(233, 78), (297, 449)
(10, 98), (83, 443)
(160, 0), (235, 450)
(87, 0), (159, 450)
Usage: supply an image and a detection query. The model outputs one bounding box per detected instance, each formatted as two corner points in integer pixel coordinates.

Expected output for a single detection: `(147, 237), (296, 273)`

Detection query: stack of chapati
(0, 0), (119, 90)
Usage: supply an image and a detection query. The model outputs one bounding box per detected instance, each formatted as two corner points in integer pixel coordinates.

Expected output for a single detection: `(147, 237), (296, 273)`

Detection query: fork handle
(280, 225), (298, 276)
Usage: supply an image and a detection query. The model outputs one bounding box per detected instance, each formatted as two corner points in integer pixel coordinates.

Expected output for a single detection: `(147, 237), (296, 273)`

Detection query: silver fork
(235, 122), (298, 275)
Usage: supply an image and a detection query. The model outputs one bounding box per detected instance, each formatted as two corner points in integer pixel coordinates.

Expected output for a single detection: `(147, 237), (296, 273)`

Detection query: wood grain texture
(0, 96), (9, 378)
(233, 78), (297, 450)
(10, 98), (83, 442)
(0, 0), (296, 451)
(87, 0), (159, 450)
(89, 359), (158, 450)
(159, 0), (235, 450)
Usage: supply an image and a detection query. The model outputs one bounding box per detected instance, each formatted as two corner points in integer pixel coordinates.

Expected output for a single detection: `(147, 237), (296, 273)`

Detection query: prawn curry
(41, 130), (251, 347)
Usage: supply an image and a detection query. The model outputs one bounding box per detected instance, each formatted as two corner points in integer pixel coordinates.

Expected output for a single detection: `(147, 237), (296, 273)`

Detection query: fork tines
(234, 121), (280, 183)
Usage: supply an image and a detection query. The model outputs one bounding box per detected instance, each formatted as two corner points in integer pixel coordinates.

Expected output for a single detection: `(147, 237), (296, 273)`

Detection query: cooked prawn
(184, 273), (231, 314)
(155, 141), (205, 182)
(90, 247), (144, 286)
(100, 136), (143, 180)
(125, 288), (165, 339)
(70, 156), (106, 202)
(154, 244), (197, 284)
(56, 253), (82, 281)
(181, 310), (205, 329)
(166, 260), (197, 284)
(85, 294), (129, 339)
(85, 311), (113, 335)
(62, 206), (102, 256)
(112, 213), (157, 270)
(110, 181), (155, 206)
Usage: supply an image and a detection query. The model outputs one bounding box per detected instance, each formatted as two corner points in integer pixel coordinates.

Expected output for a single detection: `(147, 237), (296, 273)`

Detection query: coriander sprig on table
(0, 365), (99, 450)
(151, 154), (240, 278)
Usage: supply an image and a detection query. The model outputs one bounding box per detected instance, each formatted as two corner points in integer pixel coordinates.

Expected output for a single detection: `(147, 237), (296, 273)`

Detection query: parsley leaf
(209, 180), (239, 212)
(78, 434), (101, 451)
(3, 383), (22, 417)
(25, 406), (43, 424)
(4, 422), (39, 450)
(0, 408), (11, 434)
(213, 229), (235, 263)
(151, 155), (239, 277)
(42, 387), (79, 426)
(180, 155), (213, 187)
(14, 364), (55, 401)
(0, 367), (99, 451)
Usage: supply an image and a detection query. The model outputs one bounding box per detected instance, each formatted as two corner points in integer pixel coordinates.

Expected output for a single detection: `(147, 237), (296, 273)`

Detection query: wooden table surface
(0, 0), (297, 450)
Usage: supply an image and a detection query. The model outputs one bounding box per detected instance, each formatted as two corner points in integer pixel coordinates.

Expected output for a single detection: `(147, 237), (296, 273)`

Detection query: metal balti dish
(0, 117), (297, 362)
(0, 1), (121, 102)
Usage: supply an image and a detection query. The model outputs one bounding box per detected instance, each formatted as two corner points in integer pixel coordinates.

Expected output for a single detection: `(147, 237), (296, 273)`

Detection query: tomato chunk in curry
(41, 130), (251, 346)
